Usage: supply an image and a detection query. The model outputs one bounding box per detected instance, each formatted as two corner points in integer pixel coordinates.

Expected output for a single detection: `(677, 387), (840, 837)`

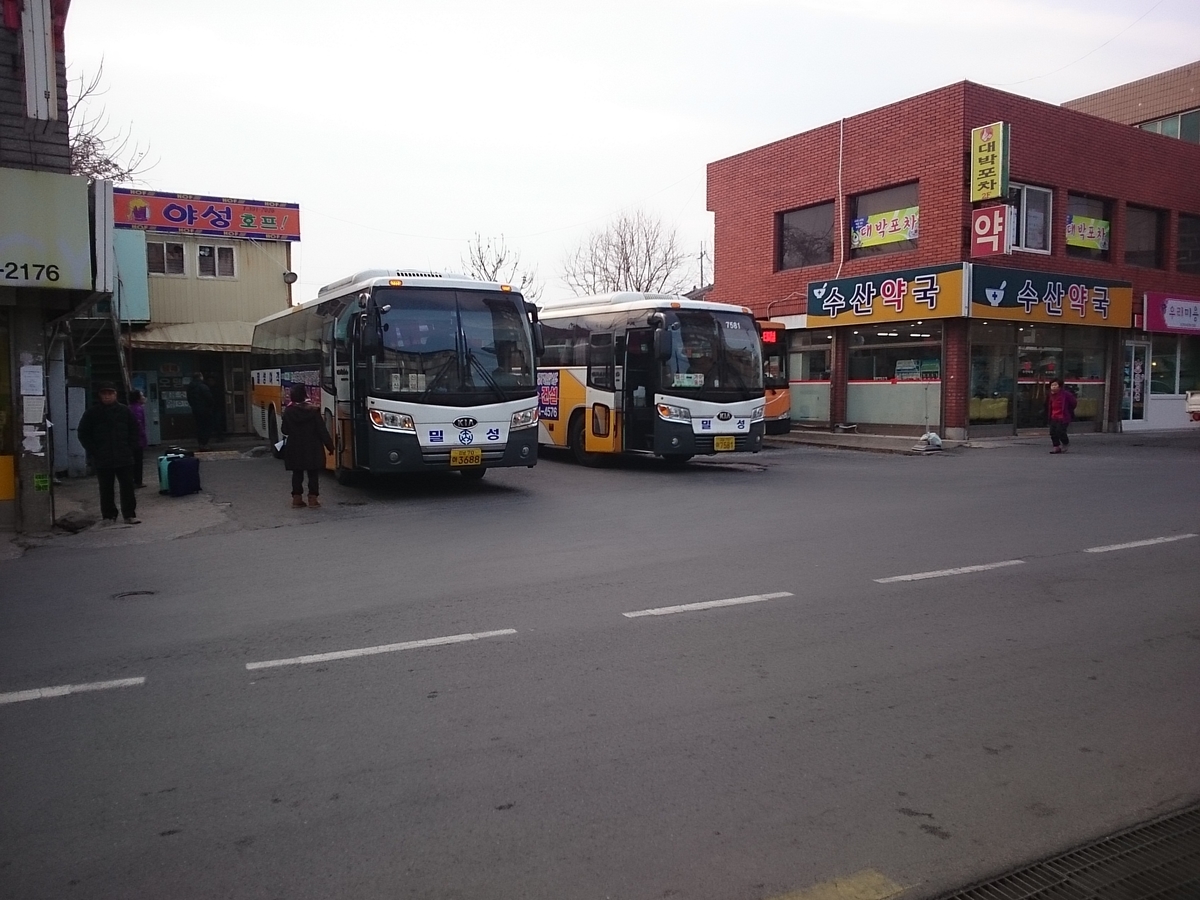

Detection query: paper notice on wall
(23, 396), (46, 423)
(20, 365), (44, 396)
(22, 425), (46, 455)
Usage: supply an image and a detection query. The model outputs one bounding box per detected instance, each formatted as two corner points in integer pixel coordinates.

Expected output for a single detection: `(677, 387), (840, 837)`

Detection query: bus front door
(623, 328), (656, 452)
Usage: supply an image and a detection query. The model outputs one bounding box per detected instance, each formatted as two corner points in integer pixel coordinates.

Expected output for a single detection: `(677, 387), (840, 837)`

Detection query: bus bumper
(653, 421), (764, 456)
(367, 426), (538, 471)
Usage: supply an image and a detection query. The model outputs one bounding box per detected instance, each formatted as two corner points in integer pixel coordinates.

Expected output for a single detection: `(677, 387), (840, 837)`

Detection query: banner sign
(1144, 291), (1200, 334)
(113, 188), (301, 241)
(970, 264), (1131, 328)
(971, 205), (1012, 257)
(537, 370), (560, 420)
(0, 168), (93, 290)
(970, 122), (1010, 202)
(850, 207), (919, 249)
(807, 263), (966, 325)
(1064, 214), (1110, 251)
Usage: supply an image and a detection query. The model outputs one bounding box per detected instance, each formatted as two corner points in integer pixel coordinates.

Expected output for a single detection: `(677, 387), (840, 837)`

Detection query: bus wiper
(419, 355), (458, 400)
(467, 349), (510, 403)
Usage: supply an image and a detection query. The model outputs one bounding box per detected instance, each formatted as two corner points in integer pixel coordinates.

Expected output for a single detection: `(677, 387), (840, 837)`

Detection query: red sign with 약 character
(113, 188), (301, 241)
(971, 205), (1011, 257)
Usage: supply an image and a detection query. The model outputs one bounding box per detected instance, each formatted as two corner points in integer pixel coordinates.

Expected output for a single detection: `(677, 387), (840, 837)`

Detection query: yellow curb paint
(770, 869), (907, 900)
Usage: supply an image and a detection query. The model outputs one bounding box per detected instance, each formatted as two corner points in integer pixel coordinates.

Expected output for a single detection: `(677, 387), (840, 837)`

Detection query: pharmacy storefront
(1128, 291), (1200, 431)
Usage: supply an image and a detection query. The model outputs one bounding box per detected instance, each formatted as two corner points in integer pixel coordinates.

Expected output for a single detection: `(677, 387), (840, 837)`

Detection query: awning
(127, 321), (256, 353)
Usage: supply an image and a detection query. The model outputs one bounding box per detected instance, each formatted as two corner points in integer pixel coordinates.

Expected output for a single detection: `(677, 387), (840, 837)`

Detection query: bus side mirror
(532, 322), (545, 357)
(361, 309), (382, 352)
(654, 328), (672, 361)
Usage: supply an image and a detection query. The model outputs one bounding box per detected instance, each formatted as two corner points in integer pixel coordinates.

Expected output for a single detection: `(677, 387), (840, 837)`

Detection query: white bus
(251, 269), (543, 482)
(535, 292), (765, 464)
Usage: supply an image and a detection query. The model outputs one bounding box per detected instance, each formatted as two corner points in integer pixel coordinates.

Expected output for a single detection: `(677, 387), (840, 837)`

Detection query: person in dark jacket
(281, 384), (334, 507)
(76, 381), (141, 524)
(186, 372), (214, 449)
(129, 389), (149, 487)
(1045, 378), (1078, 454)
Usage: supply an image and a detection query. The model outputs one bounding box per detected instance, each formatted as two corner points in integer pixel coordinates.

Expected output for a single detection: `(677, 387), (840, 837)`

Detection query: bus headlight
(656, 403), (691, 422)
(511, 407), (539, 429)
(751, 405), (765, 421)
(369, 409), (415, 432)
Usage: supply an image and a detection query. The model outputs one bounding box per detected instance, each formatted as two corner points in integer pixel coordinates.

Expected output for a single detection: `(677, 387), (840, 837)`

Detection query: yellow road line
(770, 869), (908, 900)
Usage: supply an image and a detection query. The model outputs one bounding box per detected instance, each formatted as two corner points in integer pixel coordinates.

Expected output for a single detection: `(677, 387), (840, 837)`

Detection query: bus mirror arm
(533, 322), (545, 357)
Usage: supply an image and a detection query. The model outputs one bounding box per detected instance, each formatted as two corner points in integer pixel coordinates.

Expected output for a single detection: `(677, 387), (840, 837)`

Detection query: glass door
(1122, 342), (1150, 422)
(1015, 344), (1062, 428)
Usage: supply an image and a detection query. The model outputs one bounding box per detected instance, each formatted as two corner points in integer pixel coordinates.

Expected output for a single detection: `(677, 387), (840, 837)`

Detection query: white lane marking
(624, 592), (793, 618)
(874, 560), (1024, 583)
(1084, 533), (1198, 554)
(0, 677), (146, 706)
(245, 629), (518, 671)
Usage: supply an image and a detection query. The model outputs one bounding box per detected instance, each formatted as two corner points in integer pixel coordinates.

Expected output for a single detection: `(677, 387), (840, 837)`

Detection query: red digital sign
(761, 329), (778, 344)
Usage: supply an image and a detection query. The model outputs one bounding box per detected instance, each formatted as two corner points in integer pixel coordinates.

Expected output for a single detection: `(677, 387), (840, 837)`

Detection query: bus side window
(588, 333), (614, 390)
(321, 319), (335, 393)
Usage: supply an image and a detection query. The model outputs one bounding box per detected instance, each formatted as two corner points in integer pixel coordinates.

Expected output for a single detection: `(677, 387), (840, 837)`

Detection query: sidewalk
(766, 425), (1200, 454)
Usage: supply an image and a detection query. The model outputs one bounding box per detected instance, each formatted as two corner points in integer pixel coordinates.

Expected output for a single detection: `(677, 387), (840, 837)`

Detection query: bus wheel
(662, 454), (693, 466)
(335, 465), (357, 486)
(569, 413), (603, 467)
(459, 467), (486, 481)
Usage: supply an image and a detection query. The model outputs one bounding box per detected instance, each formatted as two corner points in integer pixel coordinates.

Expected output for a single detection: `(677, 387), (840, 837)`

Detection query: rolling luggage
(158, 450), (201, 497)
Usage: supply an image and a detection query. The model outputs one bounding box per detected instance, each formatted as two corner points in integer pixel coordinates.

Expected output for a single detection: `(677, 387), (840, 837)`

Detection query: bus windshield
(661, 311), (764, 398)
(372, 288), (536, 402)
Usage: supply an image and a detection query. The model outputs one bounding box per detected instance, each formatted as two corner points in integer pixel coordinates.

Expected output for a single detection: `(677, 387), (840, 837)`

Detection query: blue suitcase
(159, 454), (201, 496)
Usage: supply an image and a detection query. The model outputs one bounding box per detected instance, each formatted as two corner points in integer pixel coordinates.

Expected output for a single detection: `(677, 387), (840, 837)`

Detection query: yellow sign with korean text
(970, 122), (1010, 202)
(806, 264), (967, 326)
(970, 265), (1131, 328)
(1065, 215), (1110, 250)
(850, 207), (919, 249)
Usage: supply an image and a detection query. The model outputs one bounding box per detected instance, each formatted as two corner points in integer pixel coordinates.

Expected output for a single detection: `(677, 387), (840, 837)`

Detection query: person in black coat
(281, 384), (334, 508)
(76, 381), (141, 525)
(186, 372), (214, 449)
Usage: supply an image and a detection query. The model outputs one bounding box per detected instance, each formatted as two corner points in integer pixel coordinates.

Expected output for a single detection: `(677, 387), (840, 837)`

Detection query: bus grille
(694, 435), (754, 453)
(421, 448), (508, 465)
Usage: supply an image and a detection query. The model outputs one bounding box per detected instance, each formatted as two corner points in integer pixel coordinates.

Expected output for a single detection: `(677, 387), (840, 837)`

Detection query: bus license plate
(450, 448), (482, 466)
(714, 436), (736, 451)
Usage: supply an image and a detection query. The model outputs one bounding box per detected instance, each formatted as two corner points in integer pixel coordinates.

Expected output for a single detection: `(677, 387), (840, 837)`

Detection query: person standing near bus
(281, 384), (334, 507)
(1046, 378), (1077, 454)
(128, 389), (149, 487)
(77, 382), (141, 525)
(186, 372), (215, 450)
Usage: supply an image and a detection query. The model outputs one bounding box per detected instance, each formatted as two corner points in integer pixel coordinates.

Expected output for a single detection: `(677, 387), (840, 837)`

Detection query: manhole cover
(111, 590), (157, 600)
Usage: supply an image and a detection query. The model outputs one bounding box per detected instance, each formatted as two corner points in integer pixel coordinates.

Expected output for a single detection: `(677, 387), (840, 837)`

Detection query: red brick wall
(707, 80), (1200, 316)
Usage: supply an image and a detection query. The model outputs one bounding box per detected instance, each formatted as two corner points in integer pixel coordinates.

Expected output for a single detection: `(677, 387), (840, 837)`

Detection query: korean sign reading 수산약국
(970, 265), (1131, 328)
(807, 263), (968, 326)
(849, 207), (919, 250)
(112, 189), (301, 241)
(970, 122), (1010, 203)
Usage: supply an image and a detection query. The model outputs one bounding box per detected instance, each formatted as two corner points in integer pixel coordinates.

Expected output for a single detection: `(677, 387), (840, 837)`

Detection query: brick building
(707, 77), (1200, 439)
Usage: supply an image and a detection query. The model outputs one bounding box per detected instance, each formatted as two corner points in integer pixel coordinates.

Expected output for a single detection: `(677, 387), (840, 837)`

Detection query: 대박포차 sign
(970, 264), (1131, 327)
(1144, 292), (1200, 334)
(113, 189), (301, 241)
(971, 122), (1010, 202)
(850, 207), (919, 249)
(807, 263), (967, 325)
(1065, 214), (1110, 251)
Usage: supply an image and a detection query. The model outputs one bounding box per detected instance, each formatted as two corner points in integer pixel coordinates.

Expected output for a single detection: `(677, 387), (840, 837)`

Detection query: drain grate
(933, 804), (1200, 899)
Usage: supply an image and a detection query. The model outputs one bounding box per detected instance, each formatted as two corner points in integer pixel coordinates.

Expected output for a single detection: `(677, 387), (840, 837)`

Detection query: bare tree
(461, 233), (542, 303)
(68, 62), (154, 183)
(561, 209), (689, 295)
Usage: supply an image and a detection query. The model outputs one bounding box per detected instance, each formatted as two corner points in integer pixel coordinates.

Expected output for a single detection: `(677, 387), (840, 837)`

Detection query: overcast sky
(66, 0), (1200, 303)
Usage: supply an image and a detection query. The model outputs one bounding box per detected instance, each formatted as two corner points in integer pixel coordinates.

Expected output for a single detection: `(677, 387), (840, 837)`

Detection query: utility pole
(698, 242), (710, 289)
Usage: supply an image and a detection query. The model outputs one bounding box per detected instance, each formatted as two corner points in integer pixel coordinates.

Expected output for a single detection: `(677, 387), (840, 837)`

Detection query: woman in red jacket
(1045, 378), (1077, 454)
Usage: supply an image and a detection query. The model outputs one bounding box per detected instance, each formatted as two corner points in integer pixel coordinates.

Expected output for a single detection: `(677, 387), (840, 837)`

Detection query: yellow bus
(251, 269), (542, 482)
(536, 292), (764, 465)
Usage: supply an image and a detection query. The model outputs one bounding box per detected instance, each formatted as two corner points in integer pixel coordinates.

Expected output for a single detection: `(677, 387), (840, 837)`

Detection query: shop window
(1065, 193), (1112, 261)
(850, 183), (918, 259)
(1180, 336), (1200, 392)
(198, 245), (236, 278)
(1178, 214), (1200, 274)
(1006, 183), (1052, 253)
(787, 329), (833, 380)
(147, 241), (185, 275)
(1151, 336), (1178, 394)
(848, 322), (941, 380)
(1124, 205), (1164, 268)
(778, 202), (834, 269)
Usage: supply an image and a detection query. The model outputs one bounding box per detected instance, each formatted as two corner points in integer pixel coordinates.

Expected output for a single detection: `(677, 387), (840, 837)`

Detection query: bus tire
(569, 412), (603, 467)
(459, 467), (486, 481)
(335, 465), (356, 486)
(662, 453), (693, 466)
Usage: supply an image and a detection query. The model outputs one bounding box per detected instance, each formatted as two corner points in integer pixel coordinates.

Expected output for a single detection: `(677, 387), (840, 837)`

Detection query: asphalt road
(2, 435), (1198, 900)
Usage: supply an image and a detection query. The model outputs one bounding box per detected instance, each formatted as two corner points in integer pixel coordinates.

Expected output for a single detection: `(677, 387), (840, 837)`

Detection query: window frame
(1007, 182), (1053, 255)
(146, 240), (186, 276)
(849, 182), (919, 260)
(1178, 213), (1200, 275)
(197, 244), (237, 279)
(1065, 192), (1113, 262)
(778, 201), (835, 270)
(1124, 204), (1165, 269)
